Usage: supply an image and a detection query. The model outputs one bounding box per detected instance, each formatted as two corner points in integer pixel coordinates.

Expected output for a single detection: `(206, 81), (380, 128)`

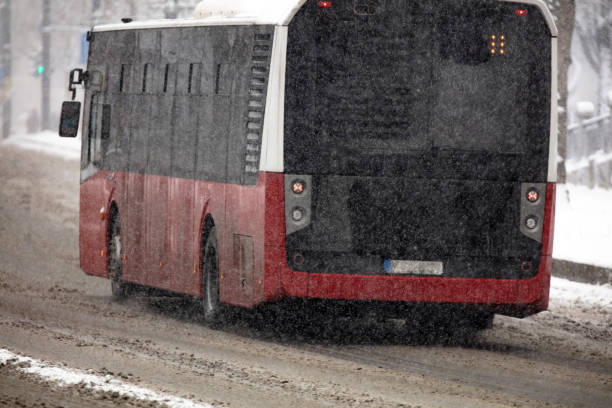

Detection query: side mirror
(59, 101), (81, 138)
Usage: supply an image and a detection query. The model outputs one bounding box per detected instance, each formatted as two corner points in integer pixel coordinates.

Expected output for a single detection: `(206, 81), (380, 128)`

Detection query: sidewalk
(553, 259), (612, 285)
(1, 131), (81, 160)
(2, 132), (610, 286)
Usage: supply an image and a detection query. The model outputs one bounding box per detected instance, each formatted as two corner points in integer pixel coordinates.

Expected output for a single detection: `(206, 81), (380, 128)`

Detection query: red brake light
(292, 180), (305, 194)
(318, 1), (332, 8)
(527, 189), (539, 203)
(515, 9), (528, 16)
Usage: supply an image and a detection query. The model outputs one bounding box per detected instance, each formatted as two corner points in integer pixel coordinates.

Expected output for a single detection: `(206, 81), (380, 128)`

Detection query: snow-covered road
(5, 131), (612, 270)
(0, 137), (610, 408)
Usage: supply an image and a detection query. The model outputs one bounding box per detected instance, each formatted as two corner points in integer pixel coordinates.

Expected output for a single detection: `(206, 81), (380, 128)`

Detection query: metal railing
(566, 99), (612, 188)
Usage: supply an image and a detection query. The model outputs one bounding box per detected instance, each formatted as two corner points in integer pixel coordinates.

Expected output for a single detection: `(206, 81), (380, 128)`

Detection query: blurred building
(568, 0), (612, 119)
(4, 0), (197, 136)
(567, 0), (612, 188)
(2, 0), (610, 188)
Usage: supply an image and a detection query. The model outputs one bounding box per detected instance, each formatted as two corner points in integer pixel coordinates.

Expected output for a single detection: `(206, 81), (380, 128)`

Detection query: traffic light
(37, 65), (45, 75)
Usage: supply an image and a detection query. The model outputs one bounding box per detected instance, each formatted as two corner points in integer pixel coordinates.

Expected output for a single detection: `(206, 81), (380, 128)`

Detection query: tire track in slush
(0, 348), (214, 408)
(300, 344), (611, 408)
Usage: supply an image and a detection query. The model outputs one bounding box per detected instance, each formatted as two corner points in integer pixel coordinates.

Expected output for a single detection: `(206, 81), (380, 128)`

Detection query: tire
(202, 226), (224, 324)
(468, 312), (494, 330)
(109, 212), (130, 300)
(448, 310), (494, 332)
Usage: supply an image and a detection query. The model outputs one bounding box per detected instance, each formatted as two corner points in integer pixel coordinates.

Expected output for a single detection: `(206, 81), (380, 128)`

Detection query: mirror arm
(68, 68), (86, 101)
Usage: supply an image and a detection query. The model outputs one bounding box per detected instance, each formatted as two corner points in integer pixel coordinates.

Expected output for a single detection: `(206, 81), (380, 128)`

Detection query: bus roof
(92, 0), (556, 37)
(93, 0), (307, 32)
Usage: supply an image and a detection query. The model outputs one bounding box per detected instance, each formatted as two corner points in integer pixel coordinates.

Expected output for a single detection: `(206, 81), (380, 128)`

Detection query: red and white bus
(60, 0), (557, 326)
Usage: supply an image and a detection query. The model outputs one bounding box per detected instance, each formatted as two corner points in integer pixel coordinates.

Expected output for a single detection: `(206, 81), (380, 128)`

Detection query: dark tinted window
(119, 64), (131, 93)
(83, 26), (274, 184)
(284, 0), (551, 181)
(101, 105), (111, 139)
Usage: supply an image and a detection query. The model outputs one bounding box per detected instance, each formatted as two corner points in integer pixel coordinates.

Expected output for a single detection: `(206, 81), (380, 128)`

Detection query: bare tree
(0, 0), (11, 139)
(546, 0), (576, 183)
(574, 0), (612, 113)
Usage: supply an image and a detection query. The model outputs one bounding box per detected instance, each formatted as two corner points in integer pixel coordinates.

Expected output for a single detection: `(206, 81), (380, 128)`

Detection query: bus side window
(200, 59), (215, 95)
(142, 63), (154, 94)
(101, 105), (111, 140)
(215, 64), (232, 95)
(88, 97), (103, 164)
(119, 64), (132, 93)
(177, 63), (189, 94)
(177, 63), (202, 94)
(188, 63), (202, 94)
(101, 104), (120, 165)
(162, 63), (176, 94)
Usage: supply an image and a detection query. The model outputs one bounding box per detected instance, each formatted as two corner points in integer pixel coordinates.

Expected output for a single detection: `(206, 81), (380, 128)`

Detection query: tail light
(520, 183), (546, 242)
(285, 175), (313, 235)
(291, 207), (306, 222)
(526, 188), (540, 203)
(525, 215), (538, 230)
(291, 180), (306, 194)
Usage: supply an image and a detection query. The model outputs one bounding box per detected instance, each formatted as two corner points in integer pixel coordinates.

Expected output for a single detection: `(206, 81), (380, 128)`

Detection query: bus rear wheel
(466, 311), (494, 330)
(109, 212), (130, 300)
(202, 226), (224, 324)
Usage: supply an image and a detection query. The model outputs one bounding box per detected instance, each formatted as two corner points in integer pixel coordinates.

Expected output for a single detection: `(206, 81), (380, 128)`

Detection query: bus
(59, 0), (557, 327)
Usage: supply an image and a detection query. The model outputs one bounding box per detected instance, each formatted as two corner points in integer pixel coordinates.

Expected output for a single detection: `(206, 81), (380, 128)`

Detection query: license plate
(384, 260), (444, 275)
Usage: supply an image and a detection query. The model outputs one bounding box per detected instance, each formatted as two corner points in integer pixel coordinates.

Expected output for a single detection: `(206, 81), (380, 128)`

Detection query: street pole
(164, 0), (179, 19)
(92, 0), (102, 25)
(41, 0), (51, 130)
(1, 0), (11, 139)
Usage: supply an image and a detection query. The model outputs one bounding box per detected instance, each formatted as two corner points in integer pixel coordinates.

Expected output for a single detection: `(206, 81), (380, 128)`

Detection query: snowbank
(2, 132), (611, 271)
(0, 349), (214, 408)
(1, 131), (81, 161)
(550, 277), (612, 307)
(553, 184), (612, 269)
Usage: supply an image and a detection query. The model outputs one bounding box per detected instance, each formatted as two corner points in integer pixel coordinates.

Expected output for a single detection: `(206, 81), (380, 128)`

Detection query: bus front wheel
(202, 226), (224, 324)
(109, 212), (131, 300)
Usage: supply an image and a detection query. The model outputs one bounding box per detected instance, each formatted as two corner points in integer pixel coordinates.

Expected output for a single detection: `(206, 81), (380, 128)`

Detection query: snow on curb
(550, 277), (612, 308)
(1, 131), (81, 161)
(553, 184), (612, 269)
(0, 349), (215, 408)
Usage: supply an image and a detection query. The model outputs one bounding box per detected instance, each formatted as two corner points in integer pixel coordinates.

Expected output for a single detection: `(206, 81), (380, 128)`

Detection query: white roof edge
(193, 0), (307, 26)
(93, 0), (307, 32)
(93, 18), (277, 32)
(93, 0), (557, 36)
(499, 0), (558, 37)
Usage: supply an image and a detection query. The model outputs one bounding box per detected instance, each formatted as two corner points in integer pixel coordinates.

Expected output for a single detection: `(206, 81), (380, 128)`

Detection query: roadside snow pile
(2, 133), (610, 272)
(553, 184), (612, 269)
(550, 277), (612, 307)
(1, 131), (81, 160)
(0, 349), (215, 408)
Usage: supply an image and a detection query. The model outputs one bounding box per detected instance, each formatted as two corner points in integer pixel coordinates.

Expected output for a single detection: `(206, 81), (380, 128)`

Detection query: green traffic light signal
(37, 65), (45, 75)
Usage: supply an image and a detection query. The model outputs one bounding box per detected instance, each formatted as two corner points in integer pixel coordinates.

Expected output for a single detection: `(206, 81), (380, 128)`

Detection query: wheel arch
(105, 200), (120, 278)
(198, 208), (216, 297)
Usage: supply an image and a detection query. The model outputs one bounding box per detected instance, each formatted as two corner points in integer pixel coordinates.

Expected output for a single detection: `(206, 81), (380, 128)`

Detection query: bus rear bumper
(263, 174), (555, 317)
(264, 245), (552, 317)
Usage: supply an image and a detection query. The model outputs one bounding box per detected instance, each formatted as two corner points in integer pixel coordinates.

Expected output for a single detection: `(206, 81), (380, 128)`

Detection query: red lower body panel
(263, 175), (555, 316)
(80, 169), (554, 316)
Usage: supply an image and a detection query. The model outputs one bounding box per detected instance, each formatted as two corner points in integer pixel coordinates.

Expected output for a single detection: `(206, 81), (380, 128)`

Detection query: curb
(552, 259), (612, 285)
